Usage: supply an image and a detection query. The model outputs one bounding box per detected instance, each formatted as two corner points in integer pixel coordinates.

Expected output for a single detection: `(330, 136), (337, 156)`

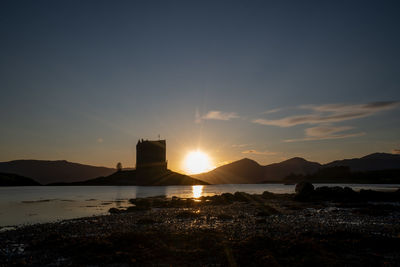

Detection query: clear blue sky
(1, 1), (399, 172)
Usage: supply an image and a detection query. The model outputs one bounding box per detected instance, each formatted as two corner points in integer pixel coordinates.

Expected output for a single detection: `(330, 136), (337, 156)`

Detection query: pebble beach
(1, 188), (400, 266)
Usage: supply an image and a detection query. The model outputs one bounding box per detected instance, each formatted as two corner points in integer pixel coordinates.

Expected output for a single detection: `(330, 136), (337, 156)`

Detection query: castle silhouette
(38, 138), (208, 185)
(136, 139), (167, 172)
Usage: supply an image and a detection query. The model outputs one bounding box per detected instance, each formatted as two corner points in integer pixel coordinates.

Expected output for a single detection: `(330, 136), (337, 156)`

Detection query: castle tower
(136, 139), (167, 171)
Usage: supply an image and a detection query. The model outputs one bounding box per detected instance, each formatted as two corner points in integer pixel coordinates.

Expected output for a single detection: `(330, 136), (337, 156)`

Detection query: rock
(234, 192), (251, 202)
(108, 208), (122, 214)
(314, 186), (357, 201)
(221, 193), (235, 202)
(295, 182), (314, 199)
(261, 191), (276, 199)
(256, 205), (280, 216)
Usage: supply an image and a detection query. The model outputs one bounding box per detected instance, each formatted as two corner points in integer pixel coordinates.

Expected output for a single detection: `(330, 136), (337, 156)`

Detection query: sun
(183, 150), (215, 175)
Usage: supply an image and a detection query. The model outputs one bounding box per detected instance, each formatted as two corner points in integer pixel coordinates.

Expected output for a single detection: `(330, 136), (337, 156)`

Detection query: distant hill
(284, 166), (400, 184)
(1, 152), (399, 185)
(195, 153), (400, 184)
(263, 157), (321, 182)
(0, 160), (115, 185)
(324, 153), (400, 171)
(286, 153), (400, 183)
(194, 157), (321, 184)
(194, 158), (263, 184)
(53, 169), (208, 186)
(0, 172), (41, 186)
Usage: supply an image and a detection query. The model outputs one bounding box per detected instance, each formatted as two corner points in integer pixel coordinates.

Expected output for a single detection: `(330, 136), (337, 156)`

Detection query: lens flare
(183, 150), (214, 174)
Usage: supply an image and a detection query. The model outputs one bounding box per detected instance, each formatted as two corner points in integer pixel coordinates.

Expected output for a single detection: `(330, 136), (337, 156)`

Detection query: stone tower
(136, 139), (167, 171)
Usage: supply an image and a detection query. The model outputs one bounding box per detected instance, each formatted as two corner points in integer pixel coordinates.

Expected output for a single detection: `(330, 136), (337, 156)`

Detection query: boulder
(295, 181), (314, 198)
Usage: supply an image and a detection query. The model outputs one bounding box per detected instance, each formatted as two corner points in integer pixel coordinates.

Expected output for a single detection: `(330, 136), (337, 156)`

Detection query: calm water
(0, 184), (399, 227)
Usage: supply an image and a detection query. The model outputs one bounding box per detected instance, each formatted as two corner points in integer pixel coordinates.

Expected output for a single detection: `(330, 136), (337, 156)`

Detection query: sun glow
(183, 150), (214, 175)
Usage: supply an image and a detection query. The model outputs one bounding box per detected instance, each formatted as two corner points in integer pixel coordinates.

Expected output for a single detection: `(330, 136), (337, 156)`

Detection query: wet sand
(1, 190), (400, 266)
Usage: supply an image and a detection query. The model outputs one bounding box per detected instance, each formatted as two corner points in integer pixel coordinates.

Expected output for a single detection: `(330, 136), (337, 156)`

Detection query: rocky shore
(1, 186), (400, 266)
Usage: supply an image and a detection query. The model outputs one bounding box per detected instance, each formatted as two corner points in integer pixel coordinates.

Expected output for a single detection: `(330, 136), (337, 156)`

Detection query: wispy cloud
(305, 125), (354, 137)
(203, 110), (240, 120)
(253, 101), (400, 127)
(392, 149), (400, 154)
(263, 108), (282, 114)
(242, 149), (277, 155)
(232, 144), (251, 148)
(301, 102), (400, 113)
(196, 110), (240, 123)
(284, 125), (365, 142)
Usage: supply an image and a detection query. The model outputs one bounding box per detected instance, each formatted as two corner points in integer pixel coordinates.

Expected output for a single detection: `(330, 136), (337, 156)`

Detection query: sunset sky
(1, 1), (400, 173)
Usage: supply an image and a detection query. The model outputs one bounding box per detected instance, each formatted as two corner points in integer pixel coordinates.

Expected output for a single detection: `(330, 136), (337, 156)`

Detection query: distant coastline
(1, 152), (400, 186)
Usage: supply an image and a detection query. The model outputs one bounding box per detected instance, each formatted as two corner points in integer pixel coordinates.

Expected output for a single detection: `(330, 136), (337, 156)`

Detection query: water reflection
(192, 185), (203, 198)
(2, 184), (398, 226)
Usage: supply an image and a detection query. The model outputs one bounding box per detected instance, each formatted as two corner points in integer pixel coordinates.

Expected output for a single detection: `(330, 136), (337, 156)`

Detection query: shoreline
(1, 187), (400, 266)
(1, 183), (399, 229)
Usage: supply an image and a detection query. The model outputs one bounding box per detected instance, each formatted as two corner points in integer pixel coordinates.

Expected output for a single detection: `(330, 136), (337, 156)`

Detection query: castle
(136, 139), (167, 172)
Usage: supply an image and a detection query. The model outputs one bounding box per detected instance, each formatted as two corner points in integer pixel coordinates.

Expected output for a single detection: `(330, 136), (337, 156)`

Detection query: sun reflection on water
(192, 185), (203, 198)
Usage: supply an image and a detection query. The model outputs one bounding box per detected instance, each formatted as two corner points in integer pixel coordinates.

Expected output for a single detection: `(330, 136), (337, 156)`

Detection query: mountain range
(0, 160), (115, 184)
(324, 153), (400, 171)
(194, 157), (321, 184)
(194, 153), (400, 184)
(0, 152), (399, 185)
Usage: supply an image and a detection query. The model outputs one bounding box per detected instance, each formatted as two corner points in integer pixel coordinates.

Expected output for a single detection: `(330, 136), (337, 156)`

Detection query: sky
(1, 0), (400, 173)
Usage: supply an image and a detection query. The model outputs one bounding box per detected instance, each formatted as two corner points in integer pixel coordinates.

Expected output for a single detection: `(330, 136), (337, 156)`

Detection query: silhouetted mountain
(0, 160), (115, 185)
(0, 172), (41, 186)
(195, 158), (263, 184)
(194, 157), (321, 184)
(2, 152), (399, 185)
(324, 153), (400, 171)
(53, 169), (208, 186)
(263, 157), (321, 182)
(284, 166), (400, 184)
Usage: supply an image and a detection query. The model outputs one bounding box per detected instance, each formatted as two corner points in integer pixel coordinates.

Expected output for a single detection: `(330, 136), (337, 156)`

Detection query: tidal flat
(1, 188), (400, 266)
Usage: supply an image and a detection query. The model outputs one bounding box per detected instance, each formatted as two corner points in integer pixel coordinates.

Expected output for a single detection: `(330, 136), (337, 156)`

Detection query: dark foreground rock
(1, 188), (400, 266)
(295, 182), (400, 202)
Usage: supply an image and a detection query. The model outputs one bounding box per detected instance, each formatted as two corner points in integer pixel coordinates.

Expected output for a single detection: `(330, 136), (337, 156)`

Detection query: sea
(0, 184), (399, 228)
